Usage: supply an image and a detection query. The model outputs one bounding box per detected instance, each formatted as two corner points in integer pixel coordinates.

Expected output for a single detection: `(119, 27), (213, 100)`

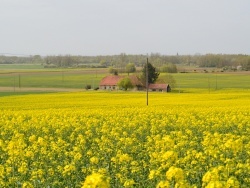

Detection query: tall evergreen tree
(141, 62), (160, 85)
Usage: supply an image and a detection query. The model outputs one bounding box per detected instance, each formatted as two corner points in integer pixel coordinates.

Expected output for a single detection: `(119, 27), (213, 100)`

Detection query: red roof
(99, 75), (122, 86)
(128, 75), (143, 86)
(148, 84), (169, 90)
(100, 75), (143, 86)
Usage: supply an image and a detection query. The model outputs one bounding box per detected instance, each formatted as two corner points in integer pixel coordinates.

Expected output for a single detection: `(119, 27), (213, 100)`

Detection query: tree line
(1, 53), (250, 71)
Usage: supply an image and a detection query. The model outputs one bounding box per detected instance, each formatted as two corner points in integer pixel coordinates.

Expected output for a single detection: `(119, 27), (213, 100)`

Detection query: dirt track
(0, 87), (83, 92)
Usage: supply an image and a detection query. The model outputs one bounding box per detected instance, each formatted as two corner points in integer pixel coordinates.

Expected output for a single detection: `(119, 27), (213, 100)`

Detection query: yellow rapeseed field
(0, 90), (249, 187)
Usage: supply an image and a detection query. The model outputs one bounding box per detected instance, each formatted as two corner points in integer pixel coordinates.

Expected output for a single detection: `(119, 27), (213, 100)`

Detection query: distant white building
(237, 65), (242, 70)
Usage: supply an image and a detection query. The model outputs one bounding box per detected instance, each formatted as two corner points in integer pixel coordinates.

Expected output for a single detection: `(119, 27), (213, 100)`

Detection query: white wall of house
(100, 85), (119, 90)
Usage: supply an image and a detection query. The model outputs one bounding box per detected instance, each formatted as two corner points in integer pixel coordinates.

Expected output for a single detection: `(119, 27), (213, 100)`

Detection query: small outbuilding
(148, 84), (171, 92)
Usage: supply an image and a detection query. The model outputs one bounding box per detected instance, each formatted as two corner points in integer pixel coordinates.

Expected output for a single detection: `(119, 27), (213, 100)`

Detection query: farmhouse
(148, 84), (171, 92)
(99, 75), (143, 90)
(100, 75), (171, 92)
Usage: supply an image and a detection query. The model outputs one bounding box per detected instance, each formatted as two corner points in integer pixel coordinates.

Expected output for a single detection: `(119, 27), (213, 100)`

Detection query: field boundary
(0, 87), (84, 92)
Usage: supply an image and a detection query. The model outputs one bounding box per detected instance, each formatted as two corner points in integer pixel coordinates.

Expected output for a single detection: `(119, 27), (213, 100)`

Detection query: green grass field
(0, 64), (44, 70)
(0, 64), (249, 94)
(0, 68), (107, 89)
(160, 72), (250, 90)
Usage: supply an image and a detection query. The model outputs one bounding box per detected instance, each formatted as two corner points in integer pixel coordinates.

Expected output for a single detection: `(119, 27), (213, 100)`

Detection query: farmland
(0, 64), (249, 93)
(0, 67), (106, 90)
(0, 64), (250, 187)
(0, 90), (250, 187)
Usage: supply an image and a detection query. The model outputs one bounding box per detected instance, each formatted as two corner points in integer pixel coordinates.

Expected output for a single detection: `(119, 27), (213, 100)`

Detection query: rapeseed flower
(166, 166), (184, 182)
(0, 91), (249, 187)
(156, 180), (170, 188)
(82, 173), (110, 188)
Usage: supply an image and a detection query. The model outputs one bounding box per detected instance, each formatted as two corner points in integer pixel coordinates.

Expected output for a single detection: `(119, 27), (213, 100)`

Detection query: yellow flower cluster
(82, 173), (110, 188)
(157, 166), (190, 188)
(0, 91), (249, 187)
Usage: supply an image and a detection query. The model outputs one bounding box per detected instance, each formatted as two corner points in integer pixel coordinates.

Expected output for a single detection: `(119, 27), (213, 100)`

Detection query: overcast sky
(0, 0), (250, 56)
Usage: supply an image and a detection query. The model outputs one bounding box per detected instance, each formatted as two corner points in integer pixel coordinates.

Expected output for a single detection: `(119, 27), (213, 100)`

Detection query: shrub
(85, 84), (91, 90)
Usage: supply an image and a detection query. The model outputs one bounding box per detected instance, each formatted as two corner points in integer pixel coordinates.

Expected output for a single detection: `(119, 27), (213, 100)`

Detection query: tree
(141, 62), (160, 85)
(157, 74), (176, 89)
(161, 63), (177, 73)
(242, 57), (250, 70)
(118, 78), (134, 91)
(85, 84), (91, 90)
(126, 63), (136, 75)
(99, 60), (108, 67)
(118, 53), (128, 72)
(109, 67), (118, 75)
(32, 55), (43, 64)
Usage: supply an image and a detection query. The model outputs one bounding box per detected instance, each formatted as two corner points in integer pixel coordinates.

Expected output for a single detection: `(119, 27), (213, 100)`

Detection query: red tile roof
(99, 75), (123, 86)
(128, 75), (143, 86)
(99, 75), (143, 86)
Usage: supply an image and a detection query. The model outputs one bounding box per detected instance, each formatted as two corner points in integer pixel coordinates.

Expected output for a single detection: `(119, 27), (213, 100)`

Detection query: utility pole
(208, 75), (210, 94)
(146, 57), (149, 106)
(215, 73), (218, 90)
(13, 75), (15, 92)
(18, 74), (21, 88)
(62, 71), (64, 88)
